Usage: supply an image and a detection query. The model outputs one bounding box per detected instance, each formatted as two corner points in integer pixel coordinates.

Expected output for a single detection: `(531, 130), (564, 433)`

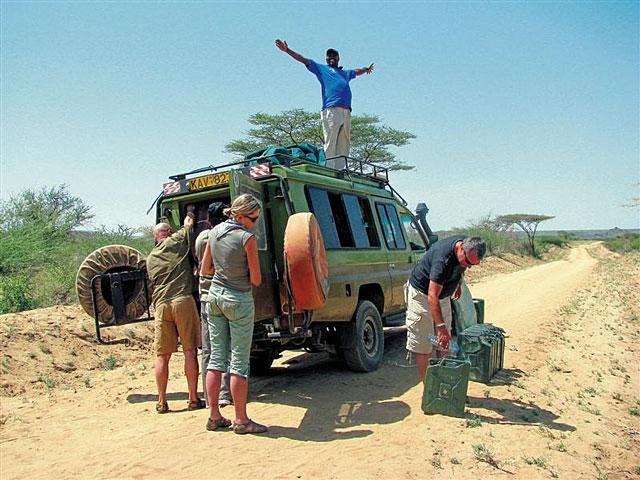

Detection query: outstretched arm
(275, 39), (310, 66)
(355, 63), (374, 76)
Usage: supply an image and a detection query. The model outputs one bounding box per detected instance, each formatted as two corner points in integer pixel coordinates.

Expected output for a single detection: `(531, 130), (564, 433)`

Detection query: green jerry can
(458, 324), (505, 383)
(422, 356), (471, 418)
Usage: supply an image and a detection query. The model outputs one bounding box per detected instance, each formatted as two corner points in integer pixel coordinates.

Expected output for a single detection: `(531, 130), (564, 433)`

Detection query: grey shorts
(405, 282), (452, 355)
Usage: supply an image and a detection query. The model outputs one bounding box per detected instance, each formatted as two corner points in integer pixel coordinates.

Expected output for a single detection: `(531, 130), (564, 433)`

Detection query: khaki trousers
(321, 107), (351, 168)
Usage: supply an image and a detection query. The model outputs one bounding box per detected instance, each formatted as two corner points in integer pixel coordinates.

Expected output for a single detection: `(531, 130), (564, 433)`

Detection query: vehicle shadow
(249, 329), (418, 442)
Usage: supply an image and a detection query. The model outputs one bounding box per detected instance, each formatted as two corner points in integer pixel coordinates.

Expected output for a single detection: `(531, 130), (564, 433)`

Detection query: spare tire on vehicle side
(283, 212), (329, 311)
(76, 245), (150, 324)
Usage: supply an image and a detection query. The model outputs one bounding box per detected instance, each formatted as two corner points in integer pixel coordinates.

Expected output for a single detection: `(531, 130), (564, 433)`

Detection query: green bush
(537, 236), (569, 248)
(452, 215), (522, 256)
(0, 275), (38, 314)
(0, 228), (153, 314)
(0, 186), (154, 314)
(604, 234), (640, 253)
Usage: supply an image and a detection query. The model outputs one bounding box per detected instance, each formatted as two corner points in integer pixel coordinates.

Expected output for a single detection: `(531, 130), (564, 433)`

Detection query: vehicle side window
(385, 204), (406, 250)
(342, 194), (380, 248)
(401, 214), (426, 250)
(359, 198), (380, 248)
(308, 187), (379, 249)
(327, 192), (355, 247)
(307, 188), (340, 248)
(376, 204), (396, 248)
(376, 203), (406, 250)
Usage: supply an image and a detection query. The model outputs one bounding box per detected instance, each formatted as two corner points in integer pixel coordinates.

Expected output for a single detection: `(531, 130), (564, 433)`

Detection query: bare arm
(451, 282), (462, 301)
(184, 205), (195, 230)
(355, 63), (374, 76)
(244, 236), (262, 287)
(275, 39), (310, 66)
(427, 281), (450, 348)
(200, 242), (214, 277)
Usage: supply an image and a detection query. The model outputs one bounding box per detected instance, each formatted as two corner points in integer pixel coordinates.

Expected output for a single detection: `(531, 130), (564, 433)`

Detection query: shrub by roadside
(604, 234), (640, 253)
(452, 216), (568, 258)
(0, 185), (153, 314)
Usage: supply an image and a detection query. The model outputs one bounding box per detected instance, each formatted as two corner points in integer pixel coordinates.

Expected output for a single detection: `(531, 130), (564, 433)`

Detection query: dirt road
(1, 244), (638, 479)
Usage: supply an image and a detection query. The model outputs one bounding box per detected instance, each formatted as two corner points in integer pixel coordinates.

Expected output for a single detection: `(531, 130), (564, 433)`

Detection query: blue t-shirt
(306, 60), (357, 110)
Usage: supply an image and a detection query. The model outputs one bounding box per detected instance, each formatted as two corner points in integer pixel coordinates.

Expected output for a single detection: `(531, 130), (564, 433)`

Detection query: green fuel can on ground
(422, 356), (471, 417)
(458, 324), (505, 383)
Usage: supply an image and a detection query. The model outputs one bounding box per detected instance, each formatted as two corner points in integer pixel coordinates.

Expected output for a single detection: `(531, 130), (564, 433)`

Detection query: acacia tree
(0, 184), (93, 234)
(495, 214), (555, 257)
(225, 109), (416, 171)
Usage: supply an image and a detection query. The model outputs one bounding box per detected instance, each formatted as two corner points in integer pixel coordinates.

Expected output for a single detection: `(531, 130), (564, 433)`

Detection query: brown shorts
(154, 296), (201, 355)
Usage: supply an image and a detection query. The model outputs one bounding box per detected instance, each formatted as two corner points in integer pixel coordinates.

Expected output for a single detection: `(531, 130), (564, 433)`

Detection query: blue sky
(1, 1), (638, 231)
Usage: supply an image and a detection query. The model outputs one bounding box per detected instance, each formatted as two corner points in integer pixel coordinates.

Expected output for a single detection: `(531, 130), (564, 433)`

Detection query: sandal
(187, 398), (206, 411)
(156, 401), (169, 414)
(206, 417), (232, 431)
(233, 419), (268, 435)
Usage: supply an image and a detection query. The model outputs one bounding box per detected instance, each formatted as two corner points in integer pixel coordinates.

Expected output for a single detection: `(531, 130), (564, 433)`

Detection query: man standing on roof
(146, 207), (205, 414)
(275, 39), (374, 170)
(406, 236), (487, 384)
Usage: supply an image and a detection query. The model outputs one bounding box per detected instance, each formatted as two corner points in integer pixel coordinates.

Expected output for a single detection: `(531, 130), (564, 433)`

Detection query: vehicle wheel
(337, 300), (384, 372)
(75, 245), (150, 325)
(250, 348), (276, 376)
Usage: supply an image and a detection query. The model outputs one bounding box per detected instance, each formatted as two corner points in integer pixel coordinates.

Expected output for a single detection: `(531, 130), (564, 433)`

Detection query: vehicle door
(375, 202), (414, 313)
(230, 169), (277, 322)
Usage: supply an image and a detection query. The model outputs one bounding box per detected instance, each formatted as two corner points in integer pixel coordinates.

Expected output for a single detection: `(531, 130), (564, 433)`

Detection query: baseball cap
(326, 48), (339, 57)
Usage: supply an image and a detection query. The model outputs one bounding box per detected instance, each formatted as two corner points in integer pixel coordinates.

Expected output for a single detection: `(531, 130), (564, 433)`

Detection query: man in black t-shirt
(405, 236), (487, 383)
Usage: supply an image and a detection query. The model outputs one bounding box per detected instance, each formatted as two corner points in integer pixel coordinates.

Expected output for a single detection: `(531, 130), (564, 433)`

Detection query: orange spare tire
(284, 213), (329, 310)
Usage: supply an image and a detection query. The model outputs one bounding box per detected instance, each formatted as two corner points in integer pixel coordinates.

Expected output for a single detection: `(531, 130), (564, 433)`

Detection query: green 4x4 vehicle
(77, 146), (439, 373)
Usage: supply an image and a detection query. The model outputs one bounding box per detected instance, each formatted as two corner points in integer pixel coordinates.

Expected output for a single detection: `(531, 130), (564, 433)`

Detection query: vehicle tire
(250, 348), (276, 376)
(337, 300), (384, 372)
(75, 245), (150, 325)
(284, 212), (329, 310)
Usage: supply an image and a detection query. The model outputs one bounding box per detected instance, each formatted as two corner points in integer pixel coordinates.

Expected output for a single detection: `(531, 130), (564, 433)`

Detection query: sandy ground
(1, 243), (638, 479)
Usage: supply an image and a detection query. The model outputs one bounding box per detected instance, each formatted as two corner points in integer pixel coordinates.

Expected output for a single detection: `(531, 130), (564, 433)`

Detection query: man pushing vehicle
(406, 236), (487, 383)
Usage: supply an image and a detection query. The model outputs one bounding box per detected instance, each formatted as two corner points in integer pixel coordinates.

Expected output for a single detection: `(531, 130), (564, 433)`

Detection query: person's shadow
(465, 368), (576, 433)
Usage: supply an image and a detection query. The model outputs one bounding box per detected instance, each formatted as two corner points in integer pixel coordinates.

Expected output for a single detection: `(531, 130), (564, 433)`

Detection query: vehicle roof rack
(166, 152), (407, 205)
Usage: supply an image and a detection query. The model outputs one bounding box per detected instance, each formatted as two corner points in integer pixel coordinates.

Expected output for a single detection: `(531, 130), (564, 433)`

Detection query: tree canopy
(225, 109), (416, 171)
(0, 184), (93, 234)
(496, 214), (555, 257)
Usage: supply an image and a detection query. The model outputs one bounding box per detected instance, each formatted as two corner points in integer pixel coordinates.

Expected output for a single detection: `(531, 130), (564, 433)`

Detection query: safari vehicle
(76, 147), (439, 373)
